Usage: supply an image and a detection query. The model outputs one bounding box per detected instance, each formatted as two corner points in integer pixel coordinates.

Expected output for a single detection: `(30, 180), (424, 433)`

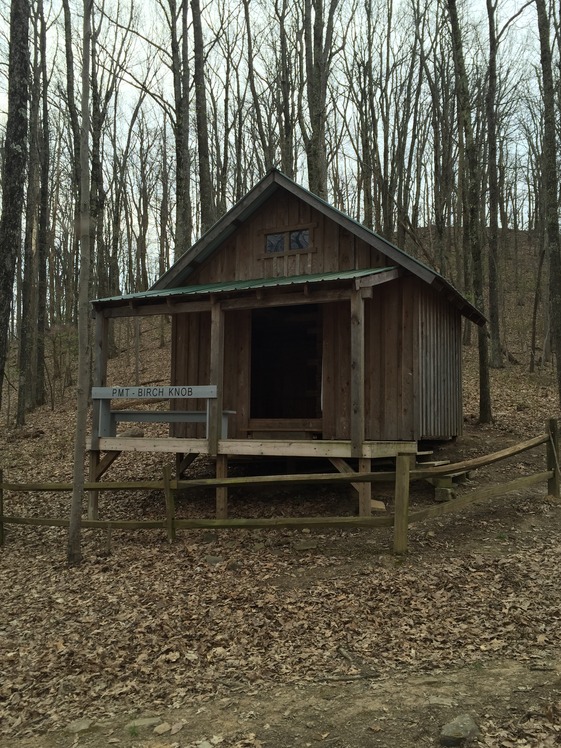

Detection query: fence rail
(0, 420), (559, 553)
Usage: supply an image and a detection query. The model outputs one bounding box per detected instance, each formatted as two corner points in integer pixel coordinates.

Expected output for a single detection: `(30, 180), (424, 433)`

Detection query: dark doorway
(250, 305), (322, 419)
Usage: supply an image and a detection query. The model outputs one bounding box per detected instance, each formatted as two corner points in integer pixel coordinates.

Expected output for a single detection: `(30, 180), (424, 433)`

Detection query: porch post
(88, 311), (108, 519)
(208, 300), (225, 457)
(350, 289), (365, 459)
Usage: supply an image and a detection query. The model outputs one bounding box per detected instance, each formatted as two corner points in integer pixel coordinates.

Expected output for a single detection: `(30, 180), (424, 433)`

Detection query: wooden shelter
(89, 169), (485, 517)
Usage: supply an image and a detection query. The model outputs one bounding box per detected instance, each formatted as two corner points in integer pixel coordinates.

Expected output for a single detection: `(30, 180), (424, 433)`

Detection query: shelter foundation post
(88, 451), (100, 520)
(216, 454), (228, 518)
(393, 453), (410, 554)
(357, 458), (371, 516)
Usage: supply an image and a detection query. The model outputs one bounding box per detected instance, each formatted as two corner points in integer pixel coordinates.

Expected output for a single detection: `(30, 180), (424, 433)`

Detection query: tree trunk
(191, 0), (216, 233)
(68, 0), (92, 566)
(445, 0), (492, 423)
(486, 0), (503, 368)
(0, 0), (30, 412)
(535, 0), (561, 406)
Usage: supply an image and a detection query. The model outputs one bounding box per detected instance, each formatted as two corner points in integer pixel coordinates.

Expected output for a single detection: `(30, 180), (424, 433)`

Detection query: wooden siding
(322, 302), (351, 439)
(418, 287), (463, 439)
(171, 312), (210, 438)
(188, 192), (387, 285)
(364, 277), (416, 441)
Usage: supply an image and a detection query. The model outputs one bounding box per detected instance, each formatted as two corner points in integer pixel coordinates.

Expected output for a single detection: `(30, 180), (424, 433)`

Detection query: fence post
(547, 418), (561, 499)
(393, 453), (410, 554)
(0, 469), (4, 546)
(163, 465), (176, 542)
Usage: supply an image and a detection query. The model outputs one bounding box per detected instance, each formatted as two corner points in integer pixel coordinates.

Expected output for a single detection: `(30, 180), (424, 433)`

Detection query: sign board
(92, 385), (217, 399)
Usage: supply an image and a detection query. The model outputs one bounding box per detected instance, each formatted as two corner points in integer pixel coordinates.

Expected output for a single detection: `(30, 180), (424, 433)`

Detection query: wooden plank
(3, 516), (166, 529)
(357, 268), (401, 287)
(248, 418), (323, 432)
(350, 290), (365, 457)
(216, 455), (228, 519)
(163, 466), (176, 542)
(218, 439), (417, 458)
(408, 472), (552, 524)
(94, 451), (122, 479)
(223, 309), (250, 439)
(88, 452), (100, 520)
(90, 312), (108, 450)
(393, 454), (410, 554)
(176, 453), (198, 477)
(176, 470), (394, 490)
(103, 300), (212, 318)
(358, 458), (371, 516)
(175, 515), (395, 529)
(329, 457), (362, 492)
(412, 434), (548, 479)
(220, 288), (351, 311)
(208, 302), (225, 456)
(96, 437), (209, 453)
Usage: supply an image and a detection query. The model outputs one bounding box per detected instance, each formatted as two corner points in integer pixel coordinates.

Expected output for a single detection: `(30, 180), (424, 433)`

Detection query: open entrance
(250, 305), (322, 421)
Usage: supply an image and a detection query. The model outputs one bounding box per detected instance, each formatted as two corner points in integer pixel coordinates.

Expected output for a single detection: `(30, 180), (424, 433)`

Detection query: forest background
(0, 0), (560, 426)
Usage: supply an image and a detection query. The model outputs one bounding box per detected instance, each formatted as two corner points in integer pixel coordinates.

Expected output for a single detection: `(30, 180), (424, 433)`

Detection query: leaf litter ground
(2, 335), (561, 747)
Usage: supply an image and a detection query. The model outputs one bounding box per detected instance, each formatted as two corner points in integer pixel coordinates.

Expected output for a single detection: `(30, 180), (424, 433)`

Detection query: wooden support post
(89, 312), (109, 517)
(547, 418), (561, 499)
(208, 302), (225, 456)
(350, 290), (365, 459)
(216, 455), (228, 519)
(358, 458), (371, 516)
(88, 451), (100, 520)
(393, 453), (410, 554)
(163, 465), (176, 542)
(0, 469), (4, 546)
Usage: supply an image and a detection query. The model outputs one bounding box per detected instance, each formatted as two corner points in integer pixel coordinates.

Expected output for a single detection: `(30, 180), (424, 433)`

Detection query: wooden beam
(90, 312), (108, 450)
(100, 300), (211, 318)
(393, 453), (410, 554)
(350, 290), (365, 458)
(94, 437), (209, 453)
(358, 458), (371, 516)
(216, 455), (228, 519)
(176, 453), (199, 477)
(163, 466), (176, 542)
(357, 268), (401, 288)
(95, 451), (122, 479)
(221, 288), (351, 311)
(88, 452), (100, 519)
(208, 302), (225, 456)
(89, 436), (417, 458)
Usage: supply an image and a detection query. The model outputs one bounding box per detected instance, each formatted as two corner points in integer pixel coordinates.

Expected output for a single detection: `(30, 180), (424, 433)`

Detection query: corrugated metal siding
(418, 289), (463, 439)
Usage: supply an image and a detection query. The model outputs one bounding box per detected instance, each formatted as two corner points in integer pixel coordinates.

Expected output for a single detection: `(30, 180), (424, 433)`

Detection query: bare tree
(299, 0), (340, 198)
(445, 0), (492, 423)
(0, 0), (30, 413)
(535, 0), (561, 406)
(68, 0), (92, 566)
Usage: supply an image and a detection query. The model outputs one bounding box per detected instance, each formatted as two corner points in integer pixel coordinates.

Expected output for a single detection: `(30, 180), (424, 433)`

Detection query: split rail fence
(1, 420), (559, 554)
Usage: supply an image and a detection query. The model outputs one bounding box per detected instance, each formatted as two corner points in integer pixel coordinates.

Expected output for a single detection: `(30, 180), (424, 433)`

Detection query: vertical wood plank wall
(188, 193), (387, 285)
(418, 287), (463, 439)
(364, 277), (416, 441)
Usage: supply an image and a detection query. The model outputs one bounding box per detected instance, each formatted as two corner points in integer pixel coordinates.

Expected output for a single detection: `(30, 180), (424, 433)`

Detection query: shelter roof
(93, 267), (396, 309)
(94, 169), (485, 325)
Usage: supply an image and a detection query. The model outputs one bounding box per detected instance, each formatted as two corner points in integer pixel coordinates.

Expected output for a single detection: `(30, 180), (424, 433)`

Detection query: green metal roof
(92, 267), (397, 307)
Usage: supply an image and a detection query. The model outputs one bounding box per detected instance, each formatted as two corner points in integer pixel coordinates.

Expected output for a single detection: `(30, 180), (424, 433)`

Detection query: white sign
(92, 385), (217, 399)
